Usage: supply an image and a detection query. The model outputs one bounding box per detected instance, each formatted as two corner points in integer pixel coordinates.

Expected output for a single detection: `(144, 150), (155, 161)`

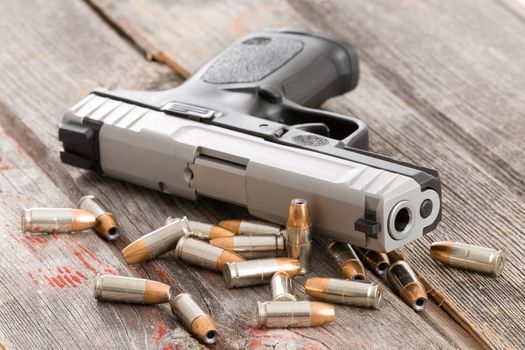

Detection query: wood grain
(0, 0), (520, 348)
(78, 0), (525, 348)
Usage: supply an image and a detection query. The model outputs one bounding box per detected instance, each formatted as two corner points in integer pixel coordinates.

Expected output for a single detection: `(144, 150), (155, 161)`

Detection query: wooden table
(1, 1), (524, 349)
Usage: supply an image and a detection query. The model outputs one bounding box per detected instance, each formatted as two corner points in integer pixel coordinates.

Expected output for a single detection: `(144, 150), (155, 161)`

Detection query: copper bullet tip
(304, 277), (329, 300)
(276, 258), (301, 277)
(210, 237), (235, 250)
(310, 301), (335, 326)
(402, 283), (428, 311)
(209, 225), (236, 239)
(341, 261), (366, 281)
(286, 198), (311, 228)
(217, 219), (241, 234)
(122, 239), (149, 265)
(192, 315), (219, 344)
(216, 250), (245, 272)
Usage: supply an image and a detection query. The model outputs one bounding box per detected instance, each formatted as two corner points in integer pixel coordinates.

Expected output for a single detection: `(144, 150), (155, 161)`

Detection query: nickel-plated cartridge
(257, 301), (335, 328)
(170, 293), (218, 344)
(223, 258), (300, 288)
(355, 248), (390, 276)
(326, 241), (366, 281)
(387, 260), (428, 311)
(271, 271), (296, 301)
(286, 198), (312, 274)
(21, 208), (96, 233)
(77, 195), (119, 240)
(305, 277), (382, 309)
(94, 274), (170, 304)
(187, 219), (235, 240)
(175, 236), (244, 272)
(210, 234), (285, 259)
(429, 241), (506, 276)
(122, 216), (191, 264)
(218, 219), (284, 236)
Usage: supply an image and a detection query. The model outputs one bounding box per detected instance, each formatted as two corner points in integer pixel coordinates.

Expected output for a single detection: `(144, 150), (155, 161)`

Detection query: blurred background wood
(1, 0), (524, 348)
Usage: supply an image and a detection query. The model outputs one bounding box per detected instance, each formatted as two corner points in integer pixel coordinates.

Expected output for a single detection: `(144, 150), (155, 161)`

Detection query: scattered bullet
(257, 301), (335, 328)
(210, 234), (285, 259)
(223, 258), (300, 288)
(122, 216), (191, 264)
(355, 248), (390, 276)
(21, 208), (96, 233)
(218, 219), (284, 236)
(271, 271), (296, 301)
(77, 195), (119, 240)
(305, 277), (382, 309)
(94, 274), (170, 304)
(170, 292), (219, 344)
(387, 260), (428, 311)
(187, 219), (236, 240)
(175, 236), (244, 272)
(286, 198), (312, 274)
(430, 241), (506, 276)
(326, 241), (366, 281)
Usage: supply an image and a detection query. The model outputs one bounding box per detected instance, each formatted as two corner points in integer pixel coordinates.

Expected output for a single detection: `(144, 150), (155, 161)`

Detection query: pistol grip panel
(199, 30), (359, 107)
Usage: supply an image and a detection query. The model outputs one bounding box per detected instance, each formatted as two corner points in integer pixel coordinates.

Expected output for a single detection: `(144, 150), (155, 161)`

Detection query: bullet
(305, 277), (382, 309)
(122, 216), (191, 264)
(21, 208), (96, 233)
(429, 241), (506, 276)
(94, 274), (170, 304)
(326, 241), (366, 281)
(188, 219), (235, 240)
(286, 198), (312, 274)
(387, 260), (428, 311)
(223, 258), (300, 288)
(271, 271), (296, 301)
(210, 234), (285, 259)
(170, 292), (218, 344)
(355, 248), (390, 276)
(257, 301), (334, 328)
(77, 195), (119, 240)
(218, 219), (284, 236)
(175, 236), (244, 272)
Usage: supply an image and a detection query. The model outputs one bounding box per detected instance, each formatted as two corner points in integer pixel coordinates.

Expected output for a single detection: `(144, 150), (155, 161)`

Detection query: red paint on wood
(70, 240), (103, 264)
(51, 276), (65, 288)
(76, 271), (88, 280)
(73, 252), (97, 274)
(0, 164), (13, 170)
(62, 274), (77, 288)
(44, 275), (55, 287)
(70, 274), (81, 284)
(154, 267), (170, 284)
(152, 323), (168, 343)
(27, 272), (39, 286)
(57, 267), (64, 274)
(64, 267), (71, 273)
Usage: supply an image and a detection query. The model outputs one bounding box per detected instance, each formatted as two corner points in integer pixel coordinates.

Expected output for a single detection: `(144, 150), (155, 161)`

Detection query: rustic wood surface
(0, 0), (523, 349)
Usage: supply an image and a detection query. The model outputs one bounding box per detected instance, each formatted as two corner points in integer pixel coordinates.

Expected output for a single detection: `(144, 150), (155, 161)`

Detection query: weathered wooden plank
(0, 0), (480, 349)
(79, 0), (525, 349)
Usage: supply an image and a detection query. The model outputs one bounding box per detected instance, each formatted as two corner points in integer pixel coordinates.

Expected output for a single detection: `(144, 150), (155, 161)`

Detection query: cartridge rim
(77, 194), (96, 208)
(493, 250), (507, 276)
(222, 262), (235, 288)
(93, 273), (103, 300)
(21, 208), (30, 232)
(175, 235), (191, 260)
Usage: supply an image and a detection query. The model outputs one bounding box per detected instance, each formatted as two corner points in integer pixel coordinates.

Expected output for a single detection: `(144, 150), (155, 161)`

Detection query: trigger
(291, 123), (330, 137)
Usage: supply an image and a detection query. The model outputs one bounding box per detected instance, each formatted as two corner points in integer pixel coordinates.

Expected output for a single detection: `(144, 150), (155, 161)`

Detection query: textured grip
(196, 30), (359, 107)
(203, 37), (304, 84)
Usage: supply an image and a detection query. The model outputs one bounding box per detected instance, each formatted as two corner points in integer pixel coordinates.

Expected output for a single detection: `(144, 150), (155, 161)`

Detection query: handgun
(58, 30), (441, 252)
